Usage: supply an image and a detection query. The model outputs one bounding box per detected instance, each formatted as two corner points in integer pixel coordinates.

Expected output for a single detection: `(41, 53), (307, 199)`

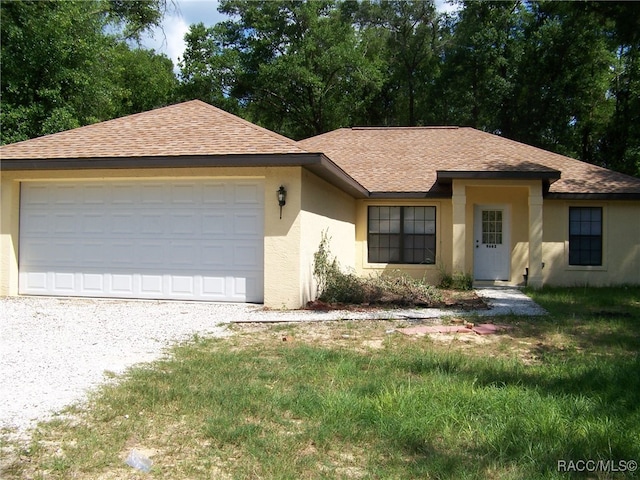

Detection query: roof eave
(436, 169), (562, 184)
(304, 154), (369, 199)
(0, 153), (371, 199)
(0, 153), (314, 170)
(368, 191), (451, 199)
(546, 192), (640, 200)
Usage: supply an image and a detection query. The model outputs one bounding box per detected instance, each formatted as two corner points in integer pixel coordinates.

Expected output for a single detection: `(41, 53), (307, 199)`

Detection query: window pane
(425, 208), (435, 221)
(570, 220), (581, 235)
(405, 207), (415, 222)
(425, 221), (436, 234)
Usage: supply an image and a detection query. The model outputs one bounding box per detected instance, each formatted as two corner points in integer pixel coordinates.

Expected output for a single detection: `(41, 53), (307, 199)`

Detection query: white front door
(19, 180), (264, 302)
(473, 205), (510, 281)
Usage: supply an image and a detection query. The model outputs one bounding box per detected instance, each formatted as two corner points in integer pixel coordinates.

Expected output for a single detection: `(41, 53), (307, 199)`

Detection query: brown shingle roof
(298, 127), (640, 196)
(0, 100), (307, 159)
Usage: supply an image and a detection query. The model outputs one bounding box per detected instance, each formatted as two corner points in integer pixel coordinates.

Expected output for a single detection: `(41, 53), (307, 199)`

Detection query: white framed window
(367, 206), (436, 264)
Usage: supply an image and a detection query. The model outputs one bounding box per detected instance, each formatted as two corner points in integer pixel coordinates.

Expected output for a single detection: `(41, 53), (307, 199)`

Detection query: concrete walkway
(235, 287), (547, 322)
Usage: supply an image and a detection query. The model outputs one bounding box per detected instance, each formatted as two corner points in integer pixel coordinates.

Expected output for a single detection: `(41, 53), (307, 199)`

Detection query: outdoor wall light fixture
(277, 185), (287, 219)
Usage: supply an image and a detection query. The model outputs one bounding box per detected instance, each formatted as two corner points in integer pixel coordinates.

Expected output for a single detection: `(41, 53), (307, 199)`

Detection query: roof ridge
(351, 126), (459, 131)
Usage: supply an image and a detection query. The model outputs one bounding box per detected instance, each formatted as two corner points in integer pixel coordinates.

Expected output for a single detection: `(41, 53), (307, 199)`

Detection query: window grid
(481, 210), (503, 245)
(569, 207), (602, 266)
(368, 206), (436, 264)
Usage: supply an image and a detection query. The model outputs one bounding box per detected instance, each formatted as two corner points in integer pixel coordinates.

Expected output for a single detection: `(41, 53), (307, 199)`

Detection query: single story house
(1, 100), (639, 308)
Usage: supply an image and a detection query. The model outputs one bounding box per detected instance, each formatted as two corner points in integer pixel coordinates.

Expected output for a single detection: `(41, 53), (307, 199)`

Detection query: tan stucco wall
(542, 199), (640, 286)
(462, 182), (532, 285)
(299, 169), (356, 304)
(0, 166), (306, 308)
(0, 173), (20, 295)
(354, 199), (450, 285)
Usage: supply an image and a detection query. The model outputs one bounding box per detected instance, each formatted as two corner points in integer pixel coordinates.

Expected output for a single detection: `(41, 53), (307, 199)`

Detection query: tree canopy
(177, 0), (639, 177)
(2, 0), (638, 177)
(1, 0), (177, 144)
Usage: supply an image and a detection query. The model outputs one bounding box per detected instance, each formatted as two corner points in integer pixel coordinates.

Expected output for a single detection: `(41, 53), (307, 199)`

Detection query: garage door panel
(82, 184), (109, 204)
(22, 271), (48, 291)
(141, 184), (164, 204)
(113, 184), (138, 204)
(202, 183), (226, 204)
(169, 213), (198, 235)
(22, 184), (49, 205)
(234, 245), (261, 266)
(82, 213), (107, 234)
(138, 242), (165, 265)
(110, 242), (136, 265)
(22, 213), (49, 234)
(53, 272), (75, 292)
(234, 212), (263, 235)
(140, 274), (164, 295)
(202, 213), (227, 234)
(235, 183), (262, 204)
(19, 239), (49, 265)
(112, 214), (136, 234)
(169, 242), (198, 266)
(52, 185), (77, 204)
(201, 245), (227, 266)
(172, 183), (198, 204)
(202, 276), (225, 296)
(140, 213), (164, 235)
(54, 214), (77, 234)
(19, 180), (264, 302)
(111, 274), (134, 294)
(169, 275), (195, 295)
(80, 242), (106, 266)
(81, 273), (104, 293)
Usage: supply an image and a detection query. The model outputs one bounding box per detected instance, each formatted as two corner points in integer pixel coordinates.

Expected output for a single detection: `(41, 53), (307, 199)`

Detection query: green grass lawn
(2, 286), (639, 479)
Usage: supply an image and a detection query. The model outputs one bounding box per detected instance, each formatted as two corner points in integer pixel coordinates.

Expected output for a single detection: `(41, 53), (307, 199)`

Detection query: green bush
(313, 232), (441, 306)
(439, 270), (473, 291)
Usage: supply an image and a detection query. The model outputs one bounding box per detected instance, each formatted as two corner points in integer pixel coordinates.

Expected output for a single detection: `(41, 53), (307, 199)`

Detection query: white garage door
(19, 180), (264, 302)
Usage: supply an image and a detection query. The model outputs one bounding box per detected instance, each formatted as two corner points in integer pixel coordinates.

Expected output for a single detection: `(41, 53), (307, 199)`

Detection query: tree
(355, 0), (441, 126)
(178, 22), (243, 113)
(509, 1), (614, 162)
(180, 0), (385, 139)
(590, 1), (640, 177)
(1, 0), (176, 145)
(111, 45), (179, 117)
(435, 0), (523, 132)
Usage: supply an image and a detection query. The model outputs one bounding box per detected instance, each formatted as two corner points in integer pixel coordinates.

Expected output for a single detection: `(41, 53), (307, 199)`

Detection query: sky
(139, 0), (458, 72)
(137, 0), (225, 70)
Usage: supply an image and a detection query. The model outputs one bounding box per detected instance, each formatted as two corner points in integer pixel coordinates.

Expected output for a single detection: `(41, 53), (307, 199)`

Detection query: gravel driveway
(0, 296), (246, 438)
